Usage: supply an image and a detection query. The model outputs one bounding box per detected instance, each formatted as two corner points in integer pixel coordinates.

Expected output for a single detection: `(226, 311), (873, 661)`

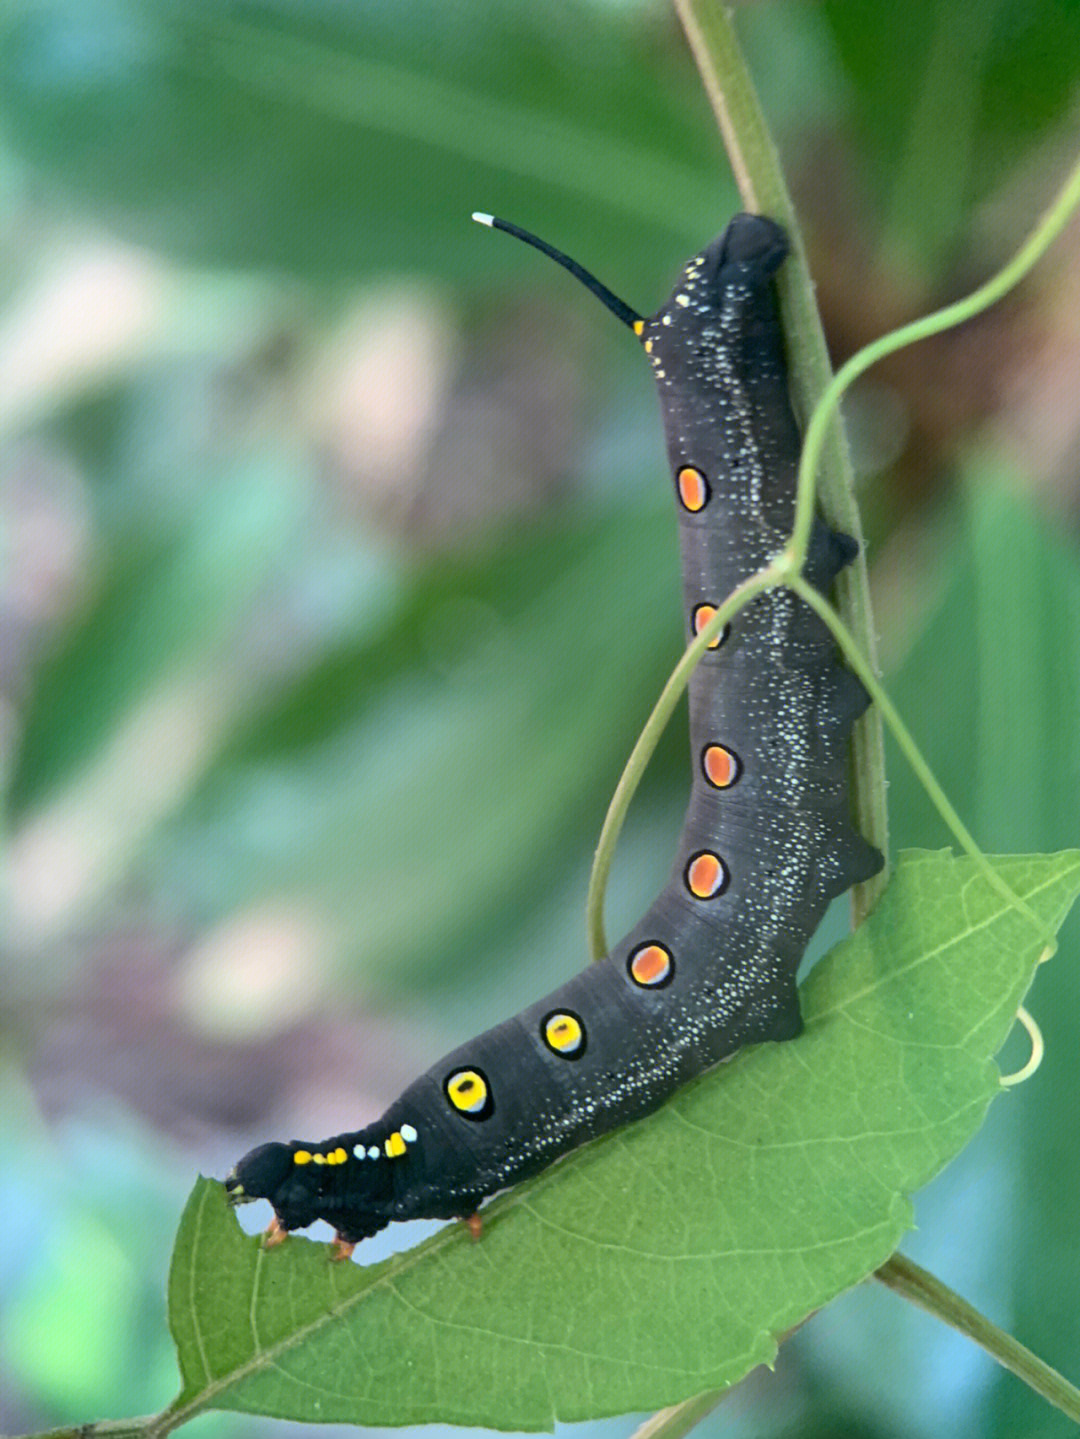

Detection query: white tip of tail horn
(472, 212), (495, 226)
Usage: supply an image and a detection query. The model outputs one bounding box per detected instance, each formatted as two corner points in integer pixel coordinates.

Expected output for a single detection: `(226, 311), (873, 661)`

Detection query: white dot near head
(367, 1145), (380, 1159)
(400, 1123), (418, 1142)
(353, 1144), (366, 1160)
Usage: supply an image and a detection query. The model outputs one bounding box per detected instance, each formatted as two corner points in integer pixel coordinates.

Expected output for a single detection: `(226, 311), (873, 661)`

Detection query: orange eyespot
(543, 1011), (586, 1057)
(677, 466), (709, 513)
(627, 942), (674, 988)
(685, 851), (728, 899)
(692, 604), (729, 650)
(702, 745), (740, 789)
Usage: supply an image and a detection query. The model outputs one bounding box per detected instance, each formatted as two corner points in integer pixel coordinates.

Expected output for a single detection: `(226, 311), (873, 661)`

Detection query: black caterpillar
(226, 213), (884, 1257)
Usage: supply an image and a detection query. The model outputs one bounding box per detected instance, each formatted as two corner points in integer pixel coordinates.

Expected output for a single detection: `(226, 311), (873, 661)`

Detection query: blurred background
(1, 1), (1078, 1436)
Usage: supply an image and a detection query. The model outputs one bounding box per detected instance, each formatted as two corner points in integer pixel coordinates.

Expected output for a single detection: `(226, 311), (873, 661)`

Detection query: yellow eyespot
(543, 1011), (585, 1058)
(445, 1068), (493, 1119)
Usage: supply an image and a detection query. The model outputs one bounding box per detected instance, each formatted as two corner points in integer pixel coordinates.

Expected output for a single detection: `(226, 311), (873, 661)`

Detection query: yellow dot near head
(543, 1012), (585, 1057)
(446, 1068), (490, 1116)
(628, 942), (673, 988)
(644, 337), (654, 354)
(334, 1147), (348, 1164)
(632, 319), (644, 337)
(702, 744), (740, 789)
(692, 604), (728, 650)
(676, 466), (709, 513)
(686, 851), (728, 899)
(293, 1150), (312, 1165)
(385, 1132), (407, 1158)
(313, 1152), (326, 1165)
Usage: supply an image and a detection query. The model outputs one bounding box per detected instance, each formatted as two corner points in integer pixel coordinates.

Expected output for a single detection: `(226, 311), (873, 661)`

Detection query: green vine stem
(586, 561), (784, 960)
(874, 1255), (1080, 1422)
(586, 0), (888, 958)
(669, 0), (889, 923)
(789, 153), (1080, 561)
(589, 0), (888, 962)
(785, 571), (1056, 952)
(9, 1422), (162, 1439)
(586, 2), (1080, 964)
(625, 1390), (727, 1439)
(623, 1251), (1080, 1439)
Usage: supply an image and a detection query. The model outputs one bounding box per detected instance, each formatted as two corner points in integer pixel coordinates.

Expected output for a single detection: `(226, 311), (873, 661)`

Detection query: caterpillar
(226, 212), (884, 1260)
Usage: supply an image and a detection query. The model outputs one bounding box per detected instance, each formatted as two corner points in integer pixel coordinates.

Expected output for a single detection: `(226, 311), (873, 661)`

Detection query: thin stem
(670, 0), (780, 217)
(588, 0), (888, 960)
(589, 6), (1080, 961)
(6, 1421), (165, 1439)
(623, 1249), (1080, 1439)
(625, 1390), (727, 1439)
(875, 1254), (1080, 1423)
(791, 150), (1080, 562)
(624, 1303), (824, 1439)
(665, 0), (888, 921)
(785, 571), (1056, 951)
(1000, 1003), (1046, 1087)
(586, 563), (783, 958)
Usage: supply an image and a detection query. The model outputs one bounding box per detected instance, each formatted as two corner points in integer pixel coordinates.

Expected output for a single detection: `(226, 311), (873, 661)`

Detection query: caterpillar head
(225, 1140), (330, 1235)
(472, 210), (792, 451)
(638, 213), (789, 385)
(227, 1138), (394, 1244)
(227, 1141), (301, 1206)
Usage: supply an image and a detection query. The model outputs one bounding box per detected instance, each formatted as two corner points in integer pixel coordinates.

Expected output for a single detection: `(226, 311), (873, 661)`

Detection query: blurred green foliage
(0, 2), (1078, 1438)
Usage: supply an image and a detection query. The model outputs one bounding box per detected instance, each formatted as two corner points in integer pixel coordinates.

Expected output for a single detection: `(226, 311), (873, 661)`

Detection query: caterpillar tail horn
(472, 212), (642, 331)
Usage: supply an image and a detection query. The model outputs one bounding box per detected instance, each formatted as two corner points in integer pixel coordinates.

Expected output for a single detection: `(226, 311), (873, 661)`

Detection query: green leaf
(821, 0), (1080, 272)
(0, 0), (722, 276)
(9, 464), (306, 815)
(165, 849), (1080, 1430)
